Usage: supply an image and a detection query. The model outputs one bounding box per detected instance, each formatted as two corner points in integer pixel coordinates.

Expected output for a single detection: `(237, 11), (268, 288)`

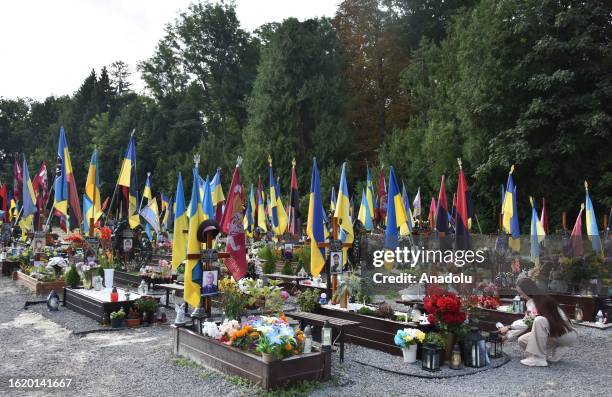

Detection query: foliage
(375, 303), (395, 319)
(110, 308), (126, 320)
(425, 332), (446, 348)
(293, 248), (311, 275)
(296, 289), (319, 313)
(64, 265), (81, 287)
(357, 306), (376, 316)
(257, 246), (280, 275)
(134, 297), (159, 314)
(281, 261), (293, 276)
(240, 278), (287, 316)
(218, 277), (247, 320)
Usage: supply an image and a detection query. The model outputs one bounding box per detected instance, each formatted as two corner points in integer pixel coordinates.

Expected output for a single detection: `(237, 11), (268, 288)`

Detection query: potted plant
(64, 265), (81, 288)
(125, 307), (141, 327)
(423, 286), (467, 363)
(110, 308), (126, 328)
(134, 297), (159, 324)
(219, 277), (247, 320)
(297, 289), (319, 313)
(256, 334), (276, 363)
(394, 328), (426, 363)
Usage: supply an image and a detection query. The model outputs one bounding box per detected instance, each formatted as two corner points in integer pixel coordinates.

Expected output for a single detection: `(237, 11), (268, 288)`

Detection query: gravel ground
(1, 275), (610, 397)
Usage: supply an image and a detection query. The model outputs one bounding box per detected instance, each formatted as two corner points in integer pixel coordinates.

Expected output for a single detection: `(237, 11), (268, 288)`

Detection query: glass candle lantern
(450, 344), (462, 369)
(574, 304), (583, 322)
(486, 331), (503, 358)
(463, 327), (488, 368)
(421, 342), (441, 372)
(321, 320), (332, 352)
(303, 325), (313, 354)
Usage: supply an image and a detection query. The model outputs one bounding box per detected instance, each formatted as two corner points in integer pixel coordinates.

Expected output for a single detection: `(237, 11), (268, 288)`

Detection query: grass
(172, 357), (202, 369)
(227, 375), (323, 397)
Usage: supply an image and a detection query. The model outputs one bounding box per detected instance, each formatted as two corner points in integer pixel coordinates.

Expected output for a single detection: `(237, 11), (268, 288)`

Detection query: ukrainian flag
(333, 163), (354, 262)
(268, 156), (288, 236)
(330, 187), (336, 214)
(210, 168), (225, 206)
(143, 173), (153, 200)
(202, 175), (215, 220)
(358, 188), (374, 230)
(117, 135), (139, 229)
(584, 181), (602, 253)
(502, 165), (520, 251)
(82, 149), (102, 234)
(21, 156), (37, 230)
(366, 166), (377, 225)
(162, 195), (173, 231)
(384, 166), (409, 250)
(401, 181), (414, 234)
(307, 158), (326, 276)
(171, 173), (187, 270)
(184, 168), (204, 307)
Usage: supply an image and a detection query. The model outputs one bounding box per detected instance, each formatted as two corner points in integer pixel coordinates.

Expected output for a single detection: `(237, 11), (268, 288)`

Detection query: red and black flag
(287, 159), (301, 238)
(0, 183), (8, 221)
(435, 175), (449, 233)
(455, 161), (471, 249)
(220, 159), (247, 281)
(33, 161), (48, 212)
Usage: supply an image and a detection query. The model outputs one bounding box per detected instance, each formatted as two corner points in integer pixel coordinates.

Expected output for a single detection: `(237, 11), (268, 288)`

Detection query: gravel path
(1, 276), (610, 396)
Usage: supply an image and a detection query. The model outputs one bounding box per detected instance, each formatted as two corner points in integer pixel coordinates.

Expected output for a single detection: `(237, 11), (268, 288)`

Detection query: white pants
(518, 316), (577, 358)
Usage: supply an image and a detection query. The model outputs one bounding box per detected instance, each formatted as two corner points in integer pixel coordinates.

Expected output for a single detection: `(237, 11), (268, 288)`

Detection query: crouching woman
(516, 278), (578, 367)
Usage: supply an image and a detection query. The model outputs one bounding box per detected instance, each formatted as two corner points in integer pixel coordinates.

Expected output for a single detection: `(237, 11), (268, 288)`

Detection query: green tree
(243, 17), (352, 191)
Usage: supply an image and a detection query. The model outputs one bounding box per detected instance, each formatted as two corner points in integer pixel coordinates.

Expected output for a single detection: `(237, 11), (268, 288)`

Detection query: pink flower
(280, 290), (289, 301)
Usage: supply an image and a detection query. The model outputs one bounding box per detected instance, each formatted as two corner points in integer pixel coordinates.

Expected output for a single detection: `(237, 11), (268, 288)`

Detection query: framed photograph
(200, 268), (220, 297)
(32, 233), (45, 254)
(123, 238), (133, 252)
(330, 251), (343, 274)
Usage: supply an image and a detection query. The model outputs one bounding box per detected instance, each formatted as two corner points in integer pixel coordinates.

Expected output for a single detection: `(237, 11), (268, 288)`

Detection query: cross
(185, 227), (230, 318)
(317, 217), (353, 303)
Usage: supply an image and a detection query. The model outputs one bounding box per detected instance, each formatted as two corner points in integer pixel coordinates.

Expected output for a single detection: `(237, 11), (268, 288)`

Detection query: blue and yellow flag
(140, 198), (160, 234)
(19, 156), (36, 234)
(268, 156), (288, 236)
(171, 173), (187, 270)
(358, 188), (374, 230)
(334, 163), (354, 262)
(143, 173), (153, 200)
(82, 149), (102, 234)
(184, 168), (204, 307)
(162, 194), (173, 231)
(53, 127), (82, 225)
(366, 166), (377, 223)
(307, 158), (326, 276)
(117, 135), (139, 229)
(256, 176), (267, 232)
(21, 156), (37, 219)
(584, 181), (602, 253)
(401, 181), (414, 234)
(384, 166), (409, 250)
(200, 175), (214, 221)
(502, 165), (520, 251)
(330, 187), (337, 214)
(210, 168), (225, 205)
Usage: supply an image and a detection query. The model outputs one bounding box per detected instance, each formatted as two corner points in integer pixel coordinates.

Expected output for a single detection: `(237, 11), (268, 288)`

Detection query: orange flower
(279, 314), (288, 323)
(294, 349), (299, 355)
(285, 343), (292, 351)
(249, 332), (259, 338)
(297, 334), (304, 342)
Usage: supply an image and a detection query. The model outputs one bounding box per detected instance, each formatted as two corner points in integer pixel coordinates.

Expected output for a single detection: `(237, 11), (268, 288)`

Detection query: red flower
(427, 314), (437, 325)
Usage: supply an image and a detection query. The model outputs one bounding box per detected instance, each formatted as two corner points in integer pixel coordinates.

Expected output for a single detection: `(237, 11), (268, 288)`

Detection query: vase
(444, 333), (455, 363)
(126, 318), (141, 327)
(92, 276), (103, 291)
(402, 344), (417, 363)
(110, 318), (123, 328)
(83, 270), (93, 289)
(104, 269), (114, 290)
(261, 352), (274, 363)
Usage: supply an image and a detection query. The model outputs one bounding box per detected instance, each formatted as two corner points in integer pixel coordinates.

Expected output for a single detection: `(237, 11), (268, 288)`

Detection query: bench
(287, 311), (361, 362)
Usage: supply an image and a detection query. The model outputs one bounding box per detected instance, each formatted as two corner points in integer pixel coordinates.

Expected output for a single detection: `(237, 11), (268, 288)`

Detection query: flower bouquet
(394, 328), (426, 363)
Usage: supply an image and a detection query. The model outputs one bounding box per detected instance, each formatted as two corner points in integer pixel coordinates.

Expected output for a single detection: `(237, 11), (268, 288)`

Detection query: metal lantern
(486, 331), (504, 358)
(321, 320), (332, 352)
(421, 342), (441, 372)
(463, 327), (488, 368)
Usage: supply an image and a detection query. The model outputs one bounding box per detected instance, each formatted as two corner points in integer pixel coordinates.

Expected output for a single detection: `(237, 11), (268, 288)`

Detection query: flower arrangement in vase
(394, 328), (426, 363)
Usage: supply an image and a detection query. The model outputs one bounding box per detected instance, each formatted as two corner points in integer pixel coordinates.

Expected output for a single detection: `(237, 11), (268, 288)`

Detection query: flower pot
(110, 318), (124, 328)
(261, 352), (275, 363)
(104, 269), (114, 290)
(444, 333), (455, 363)
(144, 311), (155, 324)
(402, 344), (418, 363)
(126, 317), (141, 327)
